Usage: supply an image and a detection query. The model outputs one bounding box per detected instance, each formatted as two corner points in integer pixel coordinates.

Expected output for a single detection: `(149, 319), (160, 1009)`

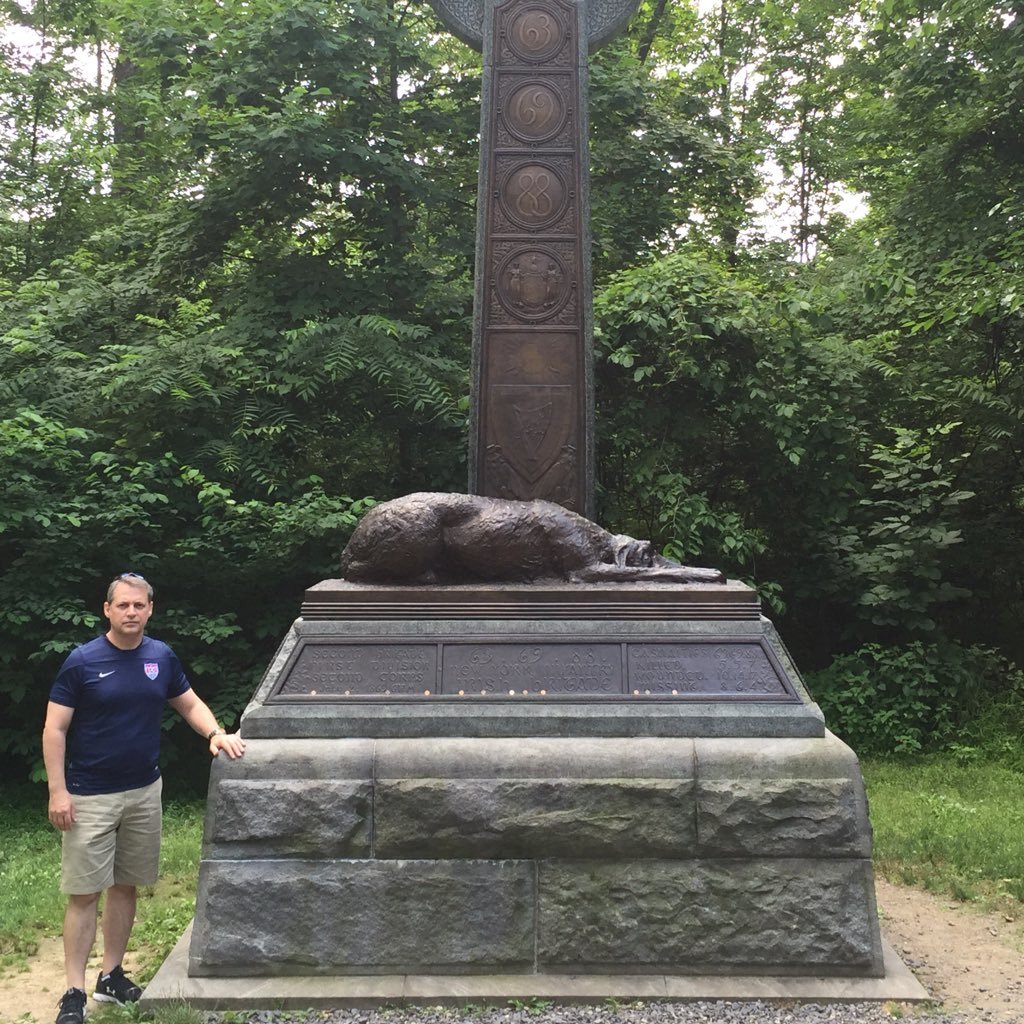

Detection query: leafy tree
(2, 0), (1024, 784)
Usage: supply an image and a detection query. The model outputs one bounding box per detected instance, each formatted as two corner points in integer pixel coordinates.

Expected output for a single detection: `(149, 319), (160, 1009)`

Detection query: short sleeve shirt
(49, 634), (191, 795)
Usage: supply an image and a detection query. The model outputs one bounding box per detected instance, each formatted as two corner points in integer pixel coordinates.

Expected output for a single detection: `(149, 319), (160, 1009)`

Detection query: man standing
(42, 572), (245, 1024)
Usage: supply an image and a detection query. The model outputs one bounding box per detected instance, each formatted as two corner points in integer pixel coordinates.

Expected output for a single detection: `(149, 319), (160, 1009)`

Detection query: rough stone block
(693, 733), (872, 858)
(537, 859), (883, 976)
(375, 778), (695, 858)
(189, 860), (536, 976)
(697, 779), (868, 858)
(207, 780), (371, 857)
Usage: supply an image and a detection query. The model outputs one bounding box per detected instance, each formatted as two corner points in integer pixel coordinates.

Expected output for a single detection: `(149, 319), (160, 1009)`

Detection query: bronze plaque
(268, 637), (799, 703)
(491, 330), (577, 384)
(283, 643), (437, 696)
(485, 383), (575, 485)
(628, 644), (788, 695)
(442, 643), (621, 694)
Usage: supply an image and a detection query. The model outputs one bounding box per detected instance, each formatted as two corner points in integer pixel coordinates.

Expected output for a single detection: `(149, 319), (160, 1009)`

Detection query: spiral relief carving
(504, 81), (566, 142)
(506, 6), (568, 62)
(499, 162), (569, 230)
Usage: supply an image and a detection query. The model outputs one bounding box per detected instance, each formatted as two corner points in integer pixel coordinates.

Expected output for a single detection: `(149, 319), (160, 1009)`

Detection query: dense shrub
(807, 641), (1024, 760)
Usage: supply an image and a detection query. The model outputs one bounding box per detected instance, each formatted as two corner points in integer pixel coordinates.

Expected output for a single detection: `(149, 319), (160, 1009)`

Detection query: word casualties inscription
(270, 638), (799, 702)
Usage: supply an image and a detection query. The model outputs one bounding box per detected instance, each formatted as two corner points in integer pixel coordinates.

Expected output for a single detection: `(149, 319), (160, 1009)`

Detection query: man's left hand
(210, 732), (246, 759)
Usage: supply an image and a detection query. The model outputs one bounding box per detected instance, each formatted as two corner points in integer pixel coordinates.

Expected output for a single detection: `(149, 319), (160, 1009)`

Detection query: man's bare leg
(100, 884), (137, 974)
(63, 892), (101, 991)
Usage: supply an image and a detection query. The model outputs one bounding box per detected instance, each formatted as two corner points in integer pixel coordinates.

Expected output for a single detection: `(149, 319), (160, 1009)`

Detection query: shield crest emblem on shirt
(144, 662), (159, 680)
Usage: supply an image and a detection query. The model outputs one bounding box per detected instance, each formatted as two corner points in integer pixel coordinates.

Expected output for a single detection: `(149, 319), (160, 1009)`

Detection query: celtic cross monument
(148, 1), (918, 1005)
(431, 0), (641, 516)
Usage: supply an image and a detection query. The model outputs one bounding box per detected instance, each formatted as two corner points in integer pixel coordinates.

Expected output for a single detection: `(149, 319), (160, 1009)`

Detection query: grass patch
(863, 755), (1024, 914)
(0, 788), (204, 982)
(87, 1000), (204, 1024)
(128, 801), (204, 979)
(0, 789), (64, 969)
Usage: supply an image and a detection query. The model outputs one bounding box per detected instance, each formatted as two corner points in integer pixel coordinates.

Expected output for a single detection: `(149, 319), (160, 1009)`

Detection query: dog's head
(612, 536), (655, 568)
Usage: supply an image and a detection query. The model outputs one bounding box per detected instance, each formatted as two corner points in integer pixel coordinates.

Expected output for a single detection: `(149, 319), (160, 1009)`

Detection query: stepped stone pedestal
(155, 580), (920, 1003)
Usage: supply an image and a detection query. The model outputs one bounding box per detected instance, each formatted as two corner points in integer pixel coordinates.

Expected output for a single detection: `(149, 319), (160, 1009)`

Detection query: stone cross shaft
(429, 0), (640, 518)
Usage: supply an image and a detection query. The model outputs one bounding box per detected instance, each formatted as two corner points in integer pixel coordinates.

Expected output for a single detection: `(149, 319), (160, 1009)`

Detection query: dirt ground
(1, 880), (1022, 1024)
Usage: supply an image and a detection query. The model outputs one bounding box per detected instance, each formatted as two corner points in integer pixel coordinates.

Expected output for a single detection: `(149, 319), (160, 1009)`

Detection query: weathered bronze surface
(340, 492), (724, 585)
(301, 579), (760, 621)
(425, 0), (640, 514)
(268, 635), (799, 703)
(477, 0), (588, 510)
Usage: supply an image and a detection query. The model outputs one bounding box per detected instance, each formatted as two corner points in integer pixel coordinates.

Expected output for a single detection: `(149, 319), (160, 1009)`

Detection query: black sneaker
(93, 964), (142, 1004)
(56, 987), (87, 1024)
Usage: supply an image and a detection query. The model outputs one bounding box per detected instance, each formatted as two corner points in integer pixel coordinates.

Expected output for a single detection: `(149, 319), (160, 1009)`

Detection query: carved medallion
(504, 5), (568, 62)
(502, 80), (567, 143)
(499, 161), (568, 230)
(426, 0), (642, 55)
(496, 247), (571, 321)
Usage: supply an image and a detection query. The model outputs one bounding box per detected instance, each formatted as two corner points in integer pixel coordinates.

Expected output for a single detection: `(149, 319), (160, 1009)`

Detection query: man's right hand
(48, 790), (76, 831)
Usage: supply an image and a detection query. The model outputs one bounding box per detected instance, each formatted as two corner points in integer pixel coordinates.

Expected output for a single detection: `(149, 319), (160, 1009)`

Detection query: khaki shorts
(61, 777), (163, 894)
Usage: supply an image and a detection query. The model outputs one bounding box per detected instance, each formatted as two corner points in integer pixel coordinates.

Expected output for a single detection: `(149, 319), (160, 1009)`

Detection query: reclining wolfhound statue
(340, 492), (724, 585)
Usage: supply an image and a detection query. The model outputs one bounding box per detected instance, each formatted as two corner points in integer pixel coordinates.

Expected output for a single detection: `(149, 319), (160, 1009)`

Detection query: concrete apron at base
(144, 924), (929, 1007)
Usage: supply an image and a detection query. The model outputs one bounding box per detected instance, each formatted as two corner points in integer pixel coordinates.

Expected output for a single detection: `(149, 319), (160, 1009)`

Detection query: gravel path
(200, 1003), (979, 1024)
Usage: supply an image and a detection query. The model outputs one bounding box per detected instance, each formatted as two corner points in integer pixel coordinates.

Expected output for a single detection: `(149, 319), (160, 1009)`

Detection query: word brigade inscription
(269, 636), (800, 702)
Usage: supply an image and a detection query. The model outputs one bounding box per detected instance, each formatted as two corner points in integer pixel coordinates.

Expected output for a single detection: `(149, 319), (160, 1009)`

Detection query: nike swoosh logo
(98, 671), (115, 678)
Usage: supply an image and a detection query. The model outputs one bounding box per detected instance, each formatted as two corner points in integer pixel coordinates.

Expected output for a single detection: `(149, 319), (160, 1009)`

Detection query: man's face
(104, 581), (153, 648)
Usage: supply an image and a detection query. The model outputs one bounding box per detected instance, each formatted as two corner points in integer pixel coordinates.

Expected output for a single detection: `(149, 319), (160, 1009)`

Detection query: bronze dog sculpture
(340, 492), (724, 585)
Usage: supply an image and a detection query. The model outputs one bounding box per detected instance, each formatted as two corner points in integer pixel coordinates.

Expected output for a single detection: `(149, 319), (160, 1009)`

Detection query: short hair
(106, 572), (154, 603)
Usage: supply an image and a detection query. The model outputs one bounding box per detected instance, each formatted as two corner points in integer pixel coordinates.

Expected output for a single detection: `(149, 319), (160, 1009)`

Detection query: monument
(144, 0), (925, 1007)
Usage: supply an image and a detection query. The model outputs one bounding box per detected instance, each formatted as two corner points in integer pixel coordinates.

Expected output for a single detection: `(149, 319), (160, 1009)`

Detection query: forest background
(1, 0), (1022, 791)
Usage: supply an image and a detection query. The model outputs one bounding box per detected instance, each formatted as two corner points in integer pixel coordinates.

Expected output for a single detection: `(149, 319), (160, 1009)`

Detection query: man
(42, 572), (245, 1024)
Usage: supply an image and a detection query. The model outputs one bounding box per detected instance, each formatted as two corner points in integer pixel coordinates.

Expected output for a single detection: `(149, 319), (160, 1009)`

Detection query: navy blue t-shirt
(49, 634), (191, 795)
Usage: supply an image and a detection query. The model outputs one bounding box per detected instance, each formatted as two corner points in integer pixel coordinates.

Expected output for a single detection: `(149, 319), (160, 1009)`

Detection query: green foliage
(821, 426), (975, 633)
(1, 0), (1024, 783)
(808, 642), (1024, 757)
(0, 400), (377, 782)
(0, 0), (474, 781)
